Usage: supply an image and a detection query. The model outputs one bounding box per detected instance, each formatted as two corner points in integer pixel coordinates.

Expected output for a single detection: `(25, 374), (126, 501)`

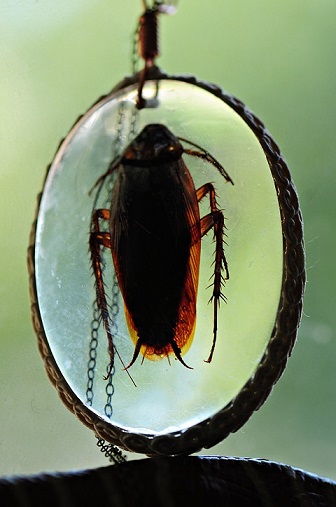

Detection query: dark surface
(1, 456), (335, 507)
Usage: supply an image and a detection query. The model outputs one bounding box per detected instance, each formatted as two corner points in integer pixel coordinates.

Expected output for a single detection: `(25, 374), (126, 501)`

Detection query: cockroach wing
(173, 160), (202, 357)
(110, 157), (201, 362)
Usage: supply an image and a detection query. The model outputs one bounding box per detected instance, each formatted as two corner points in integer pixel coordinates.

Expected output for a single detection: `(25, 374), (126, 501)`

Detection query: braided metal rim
(27, 66), (305, 456)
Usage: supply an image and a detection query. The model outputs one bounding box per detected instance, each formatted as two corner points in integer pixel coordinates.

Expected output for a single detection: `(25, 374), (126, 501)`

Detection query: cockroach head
(122, 123), (183, 166)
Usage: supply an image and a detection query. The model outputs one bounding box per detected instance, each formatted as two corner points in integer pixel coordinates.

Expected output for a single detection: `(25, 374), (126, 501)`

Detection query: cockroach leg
(90, 210), (114, 376)
(90, 208), (136, 386)
(196, 183), (229, 363)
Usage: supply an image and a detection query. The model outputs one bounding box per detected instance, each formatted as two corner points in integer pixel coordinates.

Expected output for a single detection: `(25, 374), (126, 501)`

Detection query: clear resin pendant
(28, 66), (305, 456)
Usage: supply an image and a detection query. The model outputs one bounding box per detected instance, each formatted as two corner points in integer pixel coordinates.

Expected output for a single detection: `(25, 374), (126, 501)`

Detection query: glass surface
(35, 80), (283, 434)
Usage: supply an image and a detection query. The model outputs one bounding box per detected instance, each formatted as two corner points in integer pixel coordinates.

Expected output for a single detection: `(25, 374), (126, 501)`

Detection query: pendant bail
(136, 1), (177, 108)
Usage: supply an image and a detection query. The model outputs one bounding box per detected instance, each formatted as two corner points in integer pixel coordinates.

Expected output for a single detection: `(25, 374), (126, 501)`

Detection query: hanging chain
(86, 301), (100, 406)
(86, 95), (139, 463)
(87, 0), (176, 464)
(113, 99), (127, 157)
(95, 100), (138, 466)
(104, 272), (119, 418)
(86, 0), (152, 462)
(86, 102), (138, 408)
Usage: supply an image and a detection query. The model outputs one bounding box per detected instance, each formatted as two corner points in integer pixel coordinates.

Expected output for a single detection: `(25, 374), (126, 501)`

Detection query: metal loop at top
(136, 1), (177, 107)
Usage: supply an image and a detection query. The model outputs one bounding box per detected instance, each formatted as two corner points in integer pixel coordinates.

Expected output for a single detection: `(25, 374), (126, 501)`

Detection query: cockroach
(89, 123), (233, 378)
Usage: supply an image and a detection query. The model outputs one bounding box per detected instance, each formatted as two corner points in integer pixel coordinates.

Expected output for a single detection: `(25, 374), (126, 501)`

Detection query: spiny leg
(196, 183), (229, 363)
(90, 208), (136, 386)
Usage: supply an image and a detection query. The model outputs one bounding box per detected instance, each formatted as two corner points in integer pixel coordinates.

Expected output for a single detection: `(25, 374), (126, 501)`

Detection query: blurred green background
(1, 0), (335, 479)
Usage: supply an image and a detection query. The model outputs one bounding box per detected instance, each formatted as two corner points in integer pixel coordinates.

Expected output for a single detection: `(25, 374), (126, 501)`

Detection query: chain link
(104, 272), (119, 418)
(113, 100), (127, 158)
(95, 437), (127, 464)
(86, 300), (100, 406)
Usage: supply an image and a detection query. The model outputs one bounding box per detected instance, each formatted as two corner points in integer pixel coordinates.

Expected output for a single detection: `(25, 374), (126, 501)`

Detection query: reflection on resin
(35, 80), (283, 434)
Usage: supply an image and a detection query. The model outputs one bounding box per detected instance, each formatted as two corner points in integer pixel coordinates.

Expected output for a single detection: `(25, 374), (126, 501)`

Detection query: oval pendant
(28, 67), (305, 456)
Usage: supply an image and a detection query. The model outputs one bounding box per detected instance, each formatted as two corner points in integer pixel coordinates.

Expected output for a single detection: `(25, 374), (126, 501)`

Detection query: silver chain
(86, 99), (138, 463)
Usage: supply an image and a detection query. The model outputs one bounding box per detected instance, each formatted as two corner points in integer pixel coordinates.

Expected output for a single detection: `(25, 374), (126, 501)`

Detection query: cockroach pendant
(89, 123), (233, 377)
(29, 0), (305, 458)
